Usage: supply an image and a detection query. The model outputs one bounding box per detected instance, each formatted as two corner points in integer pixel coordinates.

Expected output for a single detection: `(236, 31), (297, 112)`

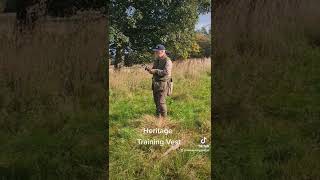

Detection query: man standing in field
(146, 44), (173, 119)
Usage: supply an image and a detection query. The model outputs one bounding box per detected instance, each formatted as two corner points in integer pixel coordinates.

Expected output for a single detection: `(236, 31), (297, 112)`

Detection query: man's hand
(149, 69), (156, 74)
(144, 66), (156, 74)
(145, 66), (151, 71)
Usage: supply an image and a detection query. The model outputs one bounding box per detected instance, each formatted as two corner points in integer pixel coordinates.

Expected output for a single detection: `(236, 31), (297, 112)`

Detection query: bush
(124, 51), (152, 67)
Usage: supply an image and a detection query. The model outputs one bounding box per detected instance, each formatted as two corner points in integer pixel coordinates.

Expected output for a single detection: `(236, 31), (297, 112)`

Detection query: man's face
(154, 50), (166, 58)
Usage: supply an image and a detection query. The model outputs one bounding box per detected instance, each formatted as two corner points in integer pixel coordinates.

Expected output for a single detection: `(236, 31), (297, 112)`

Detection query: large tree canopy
(4, 0), (105, 16)
(47, 0), (105, 17)
(3, 0), (105, 32)
(109, 0), (210, 67)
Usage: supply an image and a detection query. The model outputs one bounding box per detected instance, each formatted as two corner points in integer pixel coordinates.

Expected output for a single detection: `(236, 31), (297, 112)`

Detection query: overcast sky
(195, 12), (211, 30)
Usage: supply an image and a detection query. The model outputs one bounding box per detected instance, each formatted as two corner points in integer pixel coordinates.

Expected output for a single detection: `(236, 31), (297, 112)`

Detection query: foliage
(0, 0), (5, 12)
(191, 27), (211, 58)
(109, 0), (211, 67)
(124, 50), (152, 66)
(47, 0), (105, 17)
(3, 0), (14, 12)
(3, 0), (105, 15)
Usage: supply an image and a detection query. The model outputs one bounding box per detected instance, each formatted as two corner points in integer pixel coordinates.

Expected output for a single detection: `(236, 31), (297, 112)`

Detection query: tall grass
(0, 13), (107, 179)
(109, 58), (211, 179)
(214, 0), (320, 179)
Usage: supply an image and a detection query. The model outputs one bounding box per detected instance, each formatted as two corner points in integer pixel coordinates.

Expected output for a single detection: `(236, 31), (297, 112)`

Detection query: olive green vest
(152, 56), (172, 82)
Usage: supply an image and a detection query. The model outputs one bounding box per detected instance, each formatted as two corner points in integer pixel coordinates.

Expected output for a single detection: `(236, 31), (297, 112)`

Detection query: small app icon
(200, 137), (206, 144)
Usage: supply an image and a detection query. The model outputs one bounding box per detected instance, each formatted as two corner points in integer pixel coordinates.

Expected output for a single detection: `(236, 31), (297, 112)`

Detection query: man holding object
(145, 44), (173, 119)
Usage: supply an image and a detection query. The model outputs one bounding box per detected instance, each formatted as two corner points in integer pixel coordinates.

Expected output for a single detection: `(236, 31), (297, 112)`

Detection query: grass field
(213, 0), (320, 179)
(109, 59), (211, 179)
(0, 14), (107, 179)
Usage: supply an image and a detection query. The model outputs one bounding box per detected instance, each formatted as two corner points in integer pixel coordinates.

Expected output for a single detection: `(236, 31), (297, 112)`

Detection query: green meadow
(0, 15), (107, 179)
(214, 0), (320, 179)
(109, 59), (211, 180)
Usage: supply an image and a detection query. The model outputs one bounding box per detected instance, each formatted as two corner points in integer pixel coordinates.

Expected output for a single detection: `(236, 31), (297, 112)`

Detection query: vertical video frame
(109, 1), (211, 179)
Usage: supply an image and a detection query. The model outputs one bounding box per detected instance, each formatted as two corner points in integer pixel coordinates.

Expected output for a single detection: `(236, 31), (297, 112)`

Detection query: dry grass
(109, 57), (211, 93)
(132, 114), (179, 129)
(214, 0), (320, 118)
(214, 0), (320, 179)
(0, 13), (107, 179)
(1, 14), (107, 108)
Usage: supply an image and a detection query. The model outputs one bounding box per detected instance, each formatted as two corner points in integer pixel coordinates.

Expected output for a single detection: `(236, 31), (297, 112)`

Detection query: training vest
(152, 56), (172, 82)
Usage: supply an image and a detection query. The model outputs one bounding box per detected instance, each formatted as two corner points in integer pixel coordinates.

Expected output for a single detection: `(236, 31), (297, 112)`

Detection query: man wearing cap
(145, 44), (173, 119)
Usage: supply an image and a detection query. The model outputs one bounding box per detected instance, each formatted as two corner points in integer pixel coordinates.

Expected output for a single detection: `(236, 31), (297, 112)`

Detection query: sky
(195, 12), (211, 31)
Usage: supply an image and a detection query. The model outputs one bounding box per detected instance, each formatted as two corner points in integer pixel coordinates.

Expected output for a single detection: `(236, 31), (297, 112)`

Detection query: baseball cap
(152, 44), (165, 51)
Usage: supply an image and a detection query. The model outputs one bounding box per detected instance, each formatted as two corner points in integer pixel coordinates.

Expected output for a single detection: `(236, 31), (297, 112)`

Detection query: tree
(109, 0), (210, 68)
(47, 0), (105, 17)
(190, 26), (211, 58)
(0, 0), (7, 12)
(4, 0), (105, 31)
(3, 0), (15, 12)
(198, 26), (209, 35)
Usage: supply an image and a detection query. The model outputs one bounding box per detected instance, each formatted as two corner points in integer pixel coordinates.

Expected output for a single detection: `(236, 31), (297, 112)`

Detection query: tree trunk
(114, 45), (124, 70)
